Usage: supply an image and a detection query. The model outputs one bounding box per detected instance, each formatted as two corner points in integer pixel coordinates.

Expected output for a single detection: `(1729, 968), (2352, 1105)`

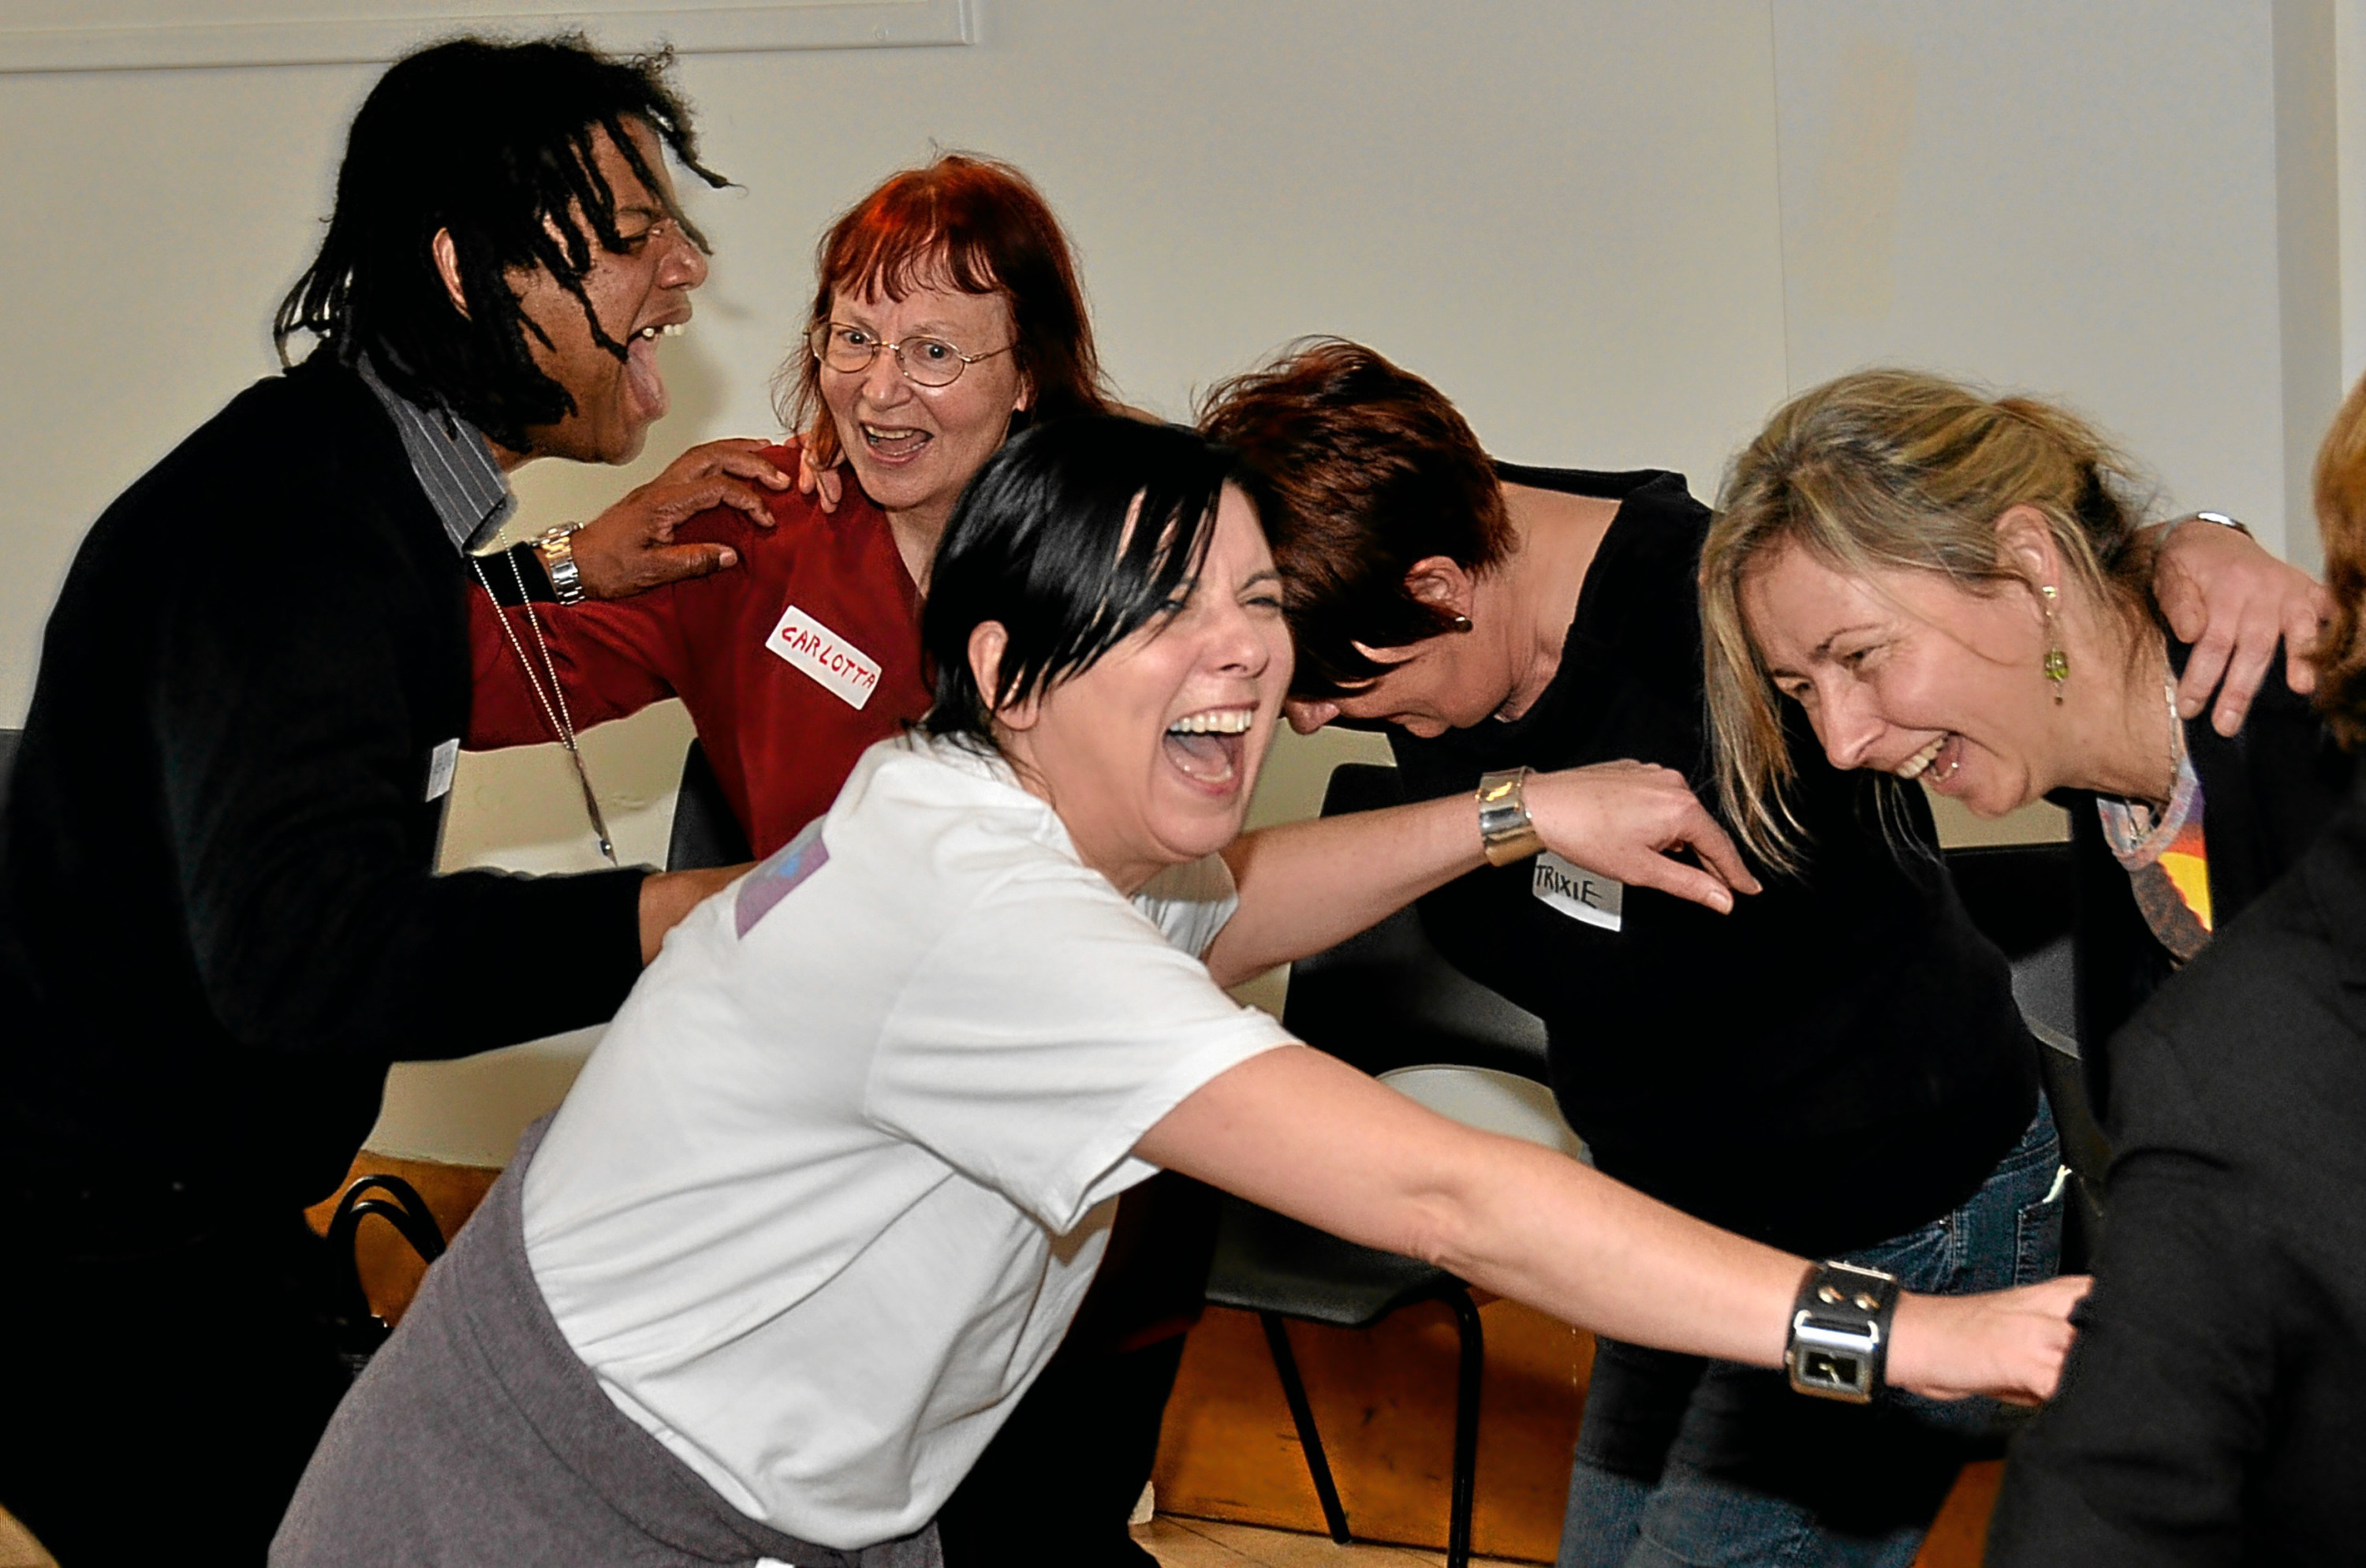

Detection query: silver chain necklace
(2125, 675), (2188, 838)
(467, 552), (618, 865)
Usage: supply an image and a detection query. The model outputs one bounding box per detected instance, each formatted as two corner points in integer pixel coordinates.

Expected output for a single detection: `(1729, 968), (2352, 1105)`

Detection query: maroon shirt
(469, 446), (930, 857)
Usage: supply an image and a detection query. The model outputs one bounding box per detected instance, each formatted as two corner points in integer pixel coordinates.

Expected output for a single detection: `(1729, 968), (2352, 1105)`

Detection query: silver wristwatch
(2183, 510), (2252, 539)
(536, 521), (587, 605)
(1786, 1260), (1899, 1404)
(1476, 767), (1544, 867)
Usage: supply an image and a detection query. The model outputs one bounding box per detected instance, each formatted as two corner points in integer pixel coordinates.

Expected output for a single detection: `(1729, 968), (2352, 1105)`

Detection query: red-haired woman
(467, 153), (1111, 853)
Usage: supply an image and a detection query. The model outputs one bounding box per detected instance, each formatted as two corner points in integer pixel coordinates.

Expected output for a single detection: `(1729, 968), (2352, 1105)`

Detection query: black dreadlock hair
(274, 34), (727, 453)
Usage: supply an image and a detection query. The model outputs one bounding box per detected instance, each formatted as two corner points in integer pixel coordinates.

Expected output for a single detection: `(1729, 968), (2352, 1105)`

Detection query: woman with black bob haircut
(918, 415), (1263, 741)
(276, 417), (2082, 1566)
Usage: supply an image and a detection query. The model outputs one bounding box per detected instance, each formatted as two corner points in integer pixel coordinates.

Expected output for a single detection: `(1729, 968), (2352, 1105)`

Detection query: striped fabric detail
(354, 357), (517, 554)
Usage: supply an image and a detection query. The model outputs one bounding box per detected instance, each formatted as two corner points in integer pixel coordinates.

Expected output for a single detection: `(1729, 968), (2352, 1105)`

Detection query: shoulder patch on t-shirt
(735, 817), (830, 937)
(765, 602), (882, 710)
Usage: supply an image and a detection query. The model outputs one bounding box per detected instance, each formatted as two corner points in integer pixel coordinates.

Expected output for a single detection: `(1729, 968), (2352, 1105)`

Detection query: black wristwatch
(1785, 1260), (1899, 1404)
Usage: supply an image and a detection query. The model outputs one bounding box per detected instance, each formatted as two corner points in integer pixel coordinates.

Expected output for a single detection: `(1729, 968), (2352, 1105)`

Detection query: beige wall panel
(1771, 2), (2296, 553)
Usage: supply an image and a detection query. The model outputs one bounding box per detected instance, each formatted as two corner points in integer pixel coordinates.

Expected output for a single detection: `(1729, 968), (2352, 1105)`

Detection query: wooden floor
(1136, 1515), (1528, 1566)
(0, 1495), (1999, 1568)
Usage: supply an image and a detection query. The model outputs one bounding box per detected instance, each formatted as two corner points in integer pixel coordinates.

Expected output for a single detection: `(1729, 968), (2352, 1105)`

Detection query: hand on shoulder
(566, 437), (793, 599)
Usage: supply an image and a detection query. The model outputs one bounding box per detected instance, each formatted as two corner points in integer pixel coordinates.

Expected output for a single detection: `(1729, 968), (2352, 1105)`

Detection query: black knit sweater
(0, 357), (646, 1213)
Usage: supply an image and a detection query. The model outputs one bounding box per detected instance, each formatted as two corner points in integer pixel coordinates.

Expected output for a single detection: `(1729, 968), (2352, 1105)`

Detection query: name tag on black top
(1533, 850), (1623, 932)
(426, 737), (459, 802)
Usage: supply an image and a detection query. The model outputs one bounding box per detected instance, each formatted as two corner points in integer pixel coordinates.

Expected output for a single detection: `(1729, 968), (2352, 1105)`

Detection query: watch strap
(1785, 1260), (1899, 1404)
(2185, 510), (2253, 539)
(537, 522), (587, 605)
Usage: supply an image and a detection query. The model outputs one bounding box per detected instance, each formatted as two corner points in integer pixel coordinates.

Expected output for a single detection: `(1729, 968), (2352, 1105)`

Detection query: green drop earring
(2040, 584), (2068, 702)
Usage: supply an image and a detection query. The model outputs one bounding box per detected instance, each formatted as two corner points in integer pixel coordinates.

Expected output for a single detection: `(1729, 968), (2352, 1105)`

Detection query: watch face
(1797, 1346), (1868, 1396)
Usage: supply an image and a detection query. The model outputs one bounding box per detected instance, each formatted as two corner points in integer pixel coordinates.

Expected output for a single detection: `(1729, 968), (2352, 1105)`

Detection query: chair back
(667, 738), (753, 871)
(1280, 763), (1550, 1083)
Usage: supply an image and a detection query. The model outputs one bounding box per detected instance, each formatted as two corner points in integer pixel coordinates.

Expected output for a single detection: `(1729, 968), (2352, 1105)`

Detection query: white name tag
(1532, 850), (1623, 932)
(425, 737), (460, 802)
(765, 603), (882, 711)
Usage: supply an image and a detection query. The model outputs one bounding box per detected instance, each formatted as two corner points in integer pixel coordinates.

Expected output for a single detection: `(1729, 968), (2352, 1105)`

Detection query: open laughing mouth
(1163, 707), (1254, 788)
(859, 423), (931, 462)
(623, 320), (685, 417)
(1895, 733), (1965, 786)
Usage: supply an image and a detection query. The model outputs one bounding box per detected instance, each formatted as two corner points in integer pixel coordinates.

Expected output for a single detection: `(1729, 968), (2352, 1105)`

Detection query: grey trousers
(273, 1119), (942, 1567)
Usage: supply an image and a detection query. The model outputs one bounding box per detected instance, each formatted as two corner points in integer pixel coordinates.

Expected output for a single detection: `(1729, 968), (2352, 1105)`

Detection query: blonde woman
(1700, 368), (2353, 1122)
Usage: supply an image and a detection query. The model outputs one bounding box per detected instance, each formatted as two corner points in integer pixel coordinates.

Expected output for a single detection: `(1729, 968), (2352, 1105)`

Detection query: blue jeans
(1557, 1103), (2063, 1568)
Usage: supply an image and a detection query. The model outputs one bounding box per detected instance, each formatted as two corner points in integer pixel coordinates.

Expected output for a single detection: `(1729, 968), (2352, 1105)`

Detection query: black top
(1390, 465), (2036, 1256)
(0, 357), (647, 1214)
(2060, 659), (2353, 1117)
(1986, 777), (2366, 1566)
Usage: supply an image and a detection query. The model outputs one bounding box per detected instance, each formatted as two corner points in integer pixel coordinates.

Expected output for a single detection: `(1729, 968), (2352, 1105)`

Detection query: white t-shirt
(521, 732), (1294, 1548)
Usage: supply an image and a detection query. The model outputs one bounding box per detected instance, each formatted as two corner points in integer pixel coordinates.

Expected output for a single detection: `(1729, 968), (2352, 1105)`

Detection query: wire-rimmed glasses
(807, 321), (1015, 388)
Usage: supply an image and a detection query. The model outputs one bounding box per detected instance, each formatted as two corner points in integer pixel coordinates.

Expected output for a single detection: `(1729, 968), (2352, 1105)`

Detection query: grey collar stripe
(354, 356), (518, 555)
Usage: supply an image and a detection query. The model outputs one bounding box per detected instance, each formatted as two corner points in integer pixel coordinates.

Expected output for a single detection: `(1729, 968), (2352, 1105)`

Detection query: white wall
(0, 2), (2347, 1163)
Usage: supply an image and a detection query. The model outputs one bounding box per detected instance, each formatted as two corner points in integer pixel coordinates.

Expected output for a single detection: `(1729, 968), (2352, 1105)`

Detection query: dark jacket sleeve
(1986, 1025), (2273, 1566)
(152, 485), (646, 1068)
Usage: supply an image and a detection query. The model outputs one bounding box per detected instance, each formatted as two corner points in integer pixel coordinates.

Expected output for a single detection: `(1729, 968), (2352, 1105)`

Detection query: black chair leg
(1445, 1290), (1484, 1568)
(1259, 1312), (1351, 1544)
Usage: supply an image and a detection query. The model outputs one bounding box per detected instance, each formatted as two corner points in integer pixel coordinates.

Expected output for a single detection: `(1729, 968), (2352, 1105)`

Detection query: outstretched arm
(2150, 514), (2331, 735)
(1138, 1046), (2088, 1404)
(1204, 760), (1760, 987)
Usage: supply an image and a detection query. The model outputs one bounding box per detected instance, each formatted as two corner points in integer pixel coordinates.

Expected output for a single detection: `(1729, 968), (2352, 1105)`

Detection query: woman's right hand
(1885, 1275), (2093, 1405)
(1524, 760), (1763, 913)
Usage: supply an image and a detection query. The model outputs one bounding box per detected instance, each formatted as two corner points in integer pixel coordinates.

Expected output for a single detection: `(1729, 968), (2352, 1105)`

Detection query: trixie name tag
(1533, 850), (1624, 933)
(766, 603), (881, 710)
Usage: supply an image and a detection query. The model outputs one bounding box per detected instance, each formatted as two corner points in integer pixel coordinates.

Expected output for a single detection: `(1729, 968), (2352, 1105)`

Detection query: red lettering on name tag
(766, 604), (883, 710)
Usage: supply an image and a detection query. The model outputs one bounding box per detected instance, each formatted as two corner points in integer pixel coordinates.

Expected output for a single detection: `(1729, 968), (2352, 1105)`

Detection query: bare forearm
(1204, 761), (1760, 987)
(1427, 1134), (1799, 1365)
(1139, 1048), (2083, 1402)
(1205, 797), (1480, 986)
(1142, 1048), (1796, 1363)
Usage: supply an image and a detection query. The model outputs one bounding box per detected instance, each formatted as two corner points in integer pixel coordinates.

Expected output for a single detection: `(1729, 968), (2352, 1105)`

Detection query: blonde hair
(2310, 370), (2366, 745)
(1700, 368), (2155, 870)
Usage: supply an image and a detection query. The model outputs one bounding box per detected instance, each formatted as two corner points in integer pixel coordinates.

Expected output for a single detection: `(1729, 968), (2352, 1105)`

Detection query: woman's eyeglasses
(808, 322), (1014, 388)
